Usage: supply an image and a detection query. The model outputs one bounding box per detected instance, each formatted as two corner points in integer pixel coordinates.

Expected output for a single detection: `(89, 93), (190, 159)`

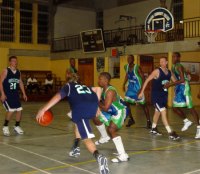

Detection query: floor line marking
(183, 169), (200, 174)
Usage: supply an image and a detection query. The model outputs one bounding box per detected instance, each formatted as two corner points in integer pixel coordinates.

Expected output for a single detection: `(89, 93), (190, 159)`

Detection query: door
(140, 55), (154, 104)
(78, 58), (94, 86)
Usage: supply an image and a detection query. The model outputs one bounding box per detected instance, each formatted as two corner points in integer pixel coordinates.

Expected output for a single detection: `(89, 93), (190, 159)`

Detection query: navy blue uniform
(3, 68), (22, 112)
(151, 68), (171, 112)
(59, 82), (98, 139)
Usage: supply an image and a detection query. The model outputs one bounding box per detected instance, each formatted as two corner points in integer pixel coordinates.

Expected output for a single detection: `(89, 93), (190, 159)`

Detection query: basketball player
(164, 52), (200, 139)
(94, 72), (129, 162)
(0, 56), (27, 136)
(36, 73), (109, 174)
(138, 57), (180, 140)
(123, 55), (151, 128)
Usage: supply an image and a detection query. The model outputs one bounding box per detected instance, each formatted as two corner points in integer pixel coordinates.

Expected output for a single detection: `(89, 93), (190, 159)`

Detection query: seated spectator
(44, 73), (53, 94)
(27, 74), (40, 94)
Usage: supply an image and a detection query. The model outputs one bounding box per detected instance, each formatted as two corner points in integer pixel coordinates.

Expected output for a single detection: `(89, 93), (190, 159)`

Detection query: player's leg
(150, 109), (162, 135)
(140, 103), (151, 129)
(125, 101), (135, 127)
(3, 111), (13, 136)
(76, 119), (109, 174)
(189, 107), (200, 139)
(93, 116), (110, 145)
(14, 110), (24, 134)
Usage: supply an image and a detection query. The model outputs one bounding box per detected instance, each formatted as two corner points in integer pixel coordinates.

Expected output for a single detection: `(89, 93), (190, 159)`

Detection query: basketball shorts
(98, 108), (126, 129)
(152, 95), (167, 112)
(3, 99), (22, 112)
(173, 84), (193, 109)
(124, 90), (145, 104)
(75, 118), (95, 140)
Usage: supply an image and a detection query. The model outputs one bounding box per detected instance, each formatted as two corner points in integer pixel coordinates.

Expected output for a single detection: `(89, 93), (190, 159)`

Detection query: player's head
(66, 72), (79, 83)
(9, 56), (18, 69)
(98, 72), (111, 87)
(69, 58), (75, 67)
(159, 57), (168, 68)
(172, 52), (181, 64)
(127, 55), (134, 65)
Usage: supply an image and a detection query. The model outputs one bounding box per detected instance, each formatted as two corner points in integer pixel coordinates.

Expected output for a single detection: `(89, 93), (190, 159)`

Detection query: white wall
(104, 0), (172, 30)
(54, 7), (96, 38)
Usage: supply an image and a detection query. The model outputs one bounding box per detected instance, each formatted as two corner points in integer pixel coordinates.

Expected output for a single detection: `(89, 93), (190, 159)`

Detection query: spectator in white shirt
(27, 74), (40, 94)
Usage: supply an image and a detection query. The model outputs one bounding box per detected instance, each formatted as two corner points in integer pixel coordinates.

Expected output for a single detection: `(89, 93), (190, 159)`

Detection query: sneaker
(69, 147), (80, 157)
(126, 118), (135, 127)
(195, 128), (200, 139)
(95, 136), (110, 145)
(181, 120), (192, 131)
(169, 131), (180, 140)
(111, 153), (129, 163)
(146, 120), (152, 129)
(150, 127), (162, 136)
(13, 126), (24, 135)
(67, 111), (72, 118)
(3, 126), (10, 136)
(97, 155), (109, 174)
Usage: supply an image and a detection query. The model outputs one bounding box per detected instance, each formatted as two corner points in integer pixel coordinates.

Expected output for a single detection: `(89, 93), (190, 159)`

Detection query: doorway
(78, 58), (94, 86)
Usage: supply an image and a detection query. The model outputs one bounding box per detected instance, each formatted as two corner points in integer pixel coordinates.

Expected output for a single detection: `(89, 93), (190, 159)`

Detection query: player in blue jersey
(0, 56), (27, 136)
(94, 72), (129, 162)
(123, 55), (151, 128)
(138, 57), (180, 140)
(164, 52), (200, 139)
(36, 73), (109, 174)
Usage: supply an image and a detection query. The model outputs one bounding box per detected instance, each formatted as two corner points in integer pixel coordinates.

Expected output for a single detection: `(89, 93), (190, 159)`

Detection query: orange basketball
(38, 110), (53, 126)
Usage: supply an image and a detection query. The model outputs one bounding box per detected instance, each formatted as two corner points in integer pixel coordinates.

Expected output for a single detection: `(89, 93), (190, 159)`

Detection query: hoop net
(145, 30), (161, 43)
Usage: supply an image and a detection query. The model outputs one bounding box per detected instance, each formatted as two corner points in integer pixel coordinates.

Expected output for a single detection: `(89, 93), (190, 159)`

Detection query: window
(20, 2), (33, 43)
(0, 0), (15, 42)
(38, 4), (49, 44)
(172, 0), (183, 22)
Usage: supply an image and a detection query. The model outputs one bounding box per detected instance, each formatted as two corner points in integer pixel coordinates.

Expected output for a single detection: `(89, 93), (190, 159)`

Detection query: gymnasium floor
(0, 101), (200, 174)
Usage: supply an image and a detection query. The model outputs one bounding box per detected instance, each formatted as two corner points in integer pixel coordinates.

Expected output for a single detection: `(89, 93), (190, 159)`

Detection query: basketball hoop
(144, 30), (161, 43)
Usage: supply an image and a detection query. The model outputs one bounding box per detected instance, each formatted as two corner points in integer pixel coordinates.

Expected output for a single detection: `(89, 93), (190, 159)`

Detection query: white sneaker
(3, 126), (10, 136)
(195, 128), (200, 139)
(67, 111), (72, 118)
(95, 136), (110, 145)
(14, 126), (24, 135)
(181, 121), (192, 131)
(111, 153), (129, 163)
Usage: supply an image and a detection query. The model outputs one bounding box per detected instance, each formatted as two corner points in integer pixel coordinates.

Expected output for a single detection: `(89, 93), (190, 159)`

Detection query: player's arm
(138, 69), (159, 99)
(122, 73), (128, 92)
(164, 66), (185, 89)
(91, 87), (102, 101)
(19, 73), (27, 101)
(99, 90), (115, 112)
(138, 66), (145, 84)
(0, 69), (8, 102)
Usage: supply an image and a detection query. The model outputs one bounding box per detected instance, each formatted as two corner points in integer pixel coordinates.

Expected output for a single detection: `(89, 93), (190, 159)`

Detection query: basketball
(38, 110), (53, 126)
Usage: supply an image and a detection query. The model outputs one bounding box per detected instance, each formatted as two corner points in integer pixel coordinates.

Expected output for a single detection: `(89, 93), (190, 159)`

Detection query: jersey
(99, 86), (126, 128)
(124, 64), (145, 104)
(151, 68), (171, 106)
(69, 66), (77, 73)
(59, 82), (98, 122)
(3, 67), (21, 100)
(172, 63), (193, 108)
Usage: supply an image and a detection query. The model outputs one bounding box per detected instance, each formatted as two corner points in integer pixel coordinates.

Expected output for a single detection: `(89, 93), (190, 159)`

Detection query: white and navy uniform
(59, 82), (98, 139)
(151, 68), (171, 112)
(3, 67), (22, 112)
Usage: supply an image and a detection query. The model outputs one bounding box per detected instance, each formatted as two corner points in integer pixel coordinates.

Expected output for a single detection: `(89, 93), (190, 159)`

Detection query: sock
(4, 120), (9, 126)
(93, 150), (100, 159)
(96, 124), (109, 138)
(197, 125), (200, 129)
(183, 118), (189, 123)
(112, 136), (126, 155)
(152, 123), (157, 128)
(15, 121), (20, 127)
(72, 138), (80, 148)
(165, 126), (172, 133)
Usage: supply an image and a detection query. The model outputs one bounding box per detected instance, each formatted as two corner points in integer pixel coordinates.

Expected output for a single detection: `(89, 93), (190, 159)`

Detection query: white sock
(112, 136), (126, 155)
(152, 123), (157, 128)
(96, 124), (109, 138)
(197, 125), (200, 129)
(183, 118), (189, 123)
(165, 126), (172, 133)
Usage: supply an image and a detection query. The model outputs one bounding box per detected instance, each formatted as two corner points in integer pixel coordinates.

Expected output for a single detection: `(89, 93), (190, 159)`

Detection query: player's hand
(23, 94), (28, 102)
(0, 93), (7, 102)
(138, 92), (143, 99)
(36, 108), (46, 123)
(96, 107), (101, 117)
(164, 82), (170, 89)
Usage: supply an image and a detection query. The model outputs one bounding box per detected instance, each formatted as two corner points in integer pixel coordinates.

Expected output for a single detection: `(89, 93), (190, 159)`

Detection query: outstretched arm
(122, 73), (128, 92)
(0, 69), (8, 102)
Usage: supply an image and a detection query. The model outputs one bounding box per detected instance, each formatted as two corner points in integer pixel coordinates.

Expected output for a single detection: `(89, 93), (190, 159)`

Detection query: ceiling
(54, 0), (149, 11)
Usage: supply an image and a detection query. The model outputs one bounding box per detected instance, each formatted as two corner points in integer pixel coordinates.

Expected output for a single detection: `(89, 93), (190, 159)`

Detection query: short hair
(9, 56), (17, 61)
(68, 73), (79, 83)
(160, 57), (167, 61)
(70, 58), (75, 61)
(100, 72), (111, 81)
(174, 52), (181, 58)
(128, 54), (134, 59)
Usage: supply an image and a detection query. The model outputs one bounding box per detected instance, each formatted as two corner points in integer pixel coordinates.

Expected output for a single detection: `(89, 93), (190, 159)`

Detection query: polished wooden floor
(0, 101), (200, 174)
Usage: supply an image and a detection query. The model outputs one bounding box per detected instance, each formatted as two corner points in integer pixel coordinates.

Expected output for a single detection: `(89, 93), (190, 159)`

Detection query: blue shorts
(152, 95), (167, 112)
(3, 99), (22, 112)
(124, 90), (145, 104)
(75, 118), (95, 140)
